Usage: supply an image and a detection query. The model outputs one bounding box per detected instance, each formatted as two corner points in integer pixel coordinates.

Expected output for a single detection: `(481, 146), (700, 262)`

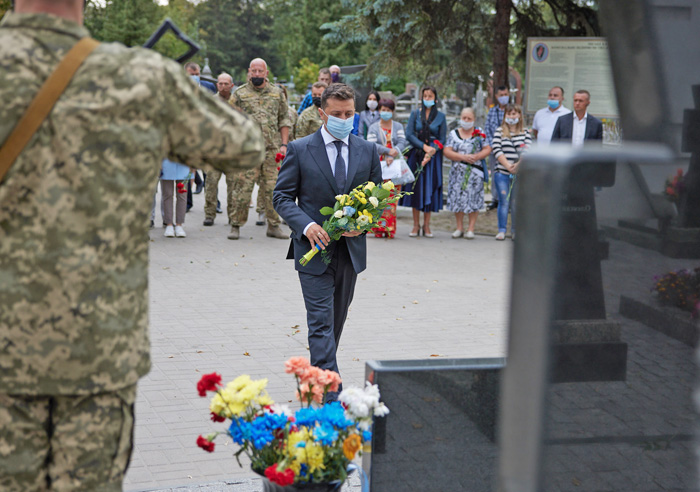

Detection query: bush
(652, 268), (700, 316)
(293, 58), (320, 94)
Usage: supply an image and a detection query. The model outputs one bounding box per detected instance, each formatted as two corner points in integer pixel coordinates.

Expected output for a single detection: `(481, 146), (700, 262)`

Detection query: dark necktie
(333, 140), (346, 191)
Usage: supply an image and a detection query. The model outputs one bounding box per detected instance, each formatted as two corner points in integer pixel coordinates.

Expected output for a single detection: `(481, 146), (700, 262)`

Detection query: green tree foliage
(267, 0), (372, 77)
(323, 0), (491, 93)
(0, 0), (11, 18)
(293, 58), (320, 92)
(87, 0), (160, 47)
(195, 0), (279, 81)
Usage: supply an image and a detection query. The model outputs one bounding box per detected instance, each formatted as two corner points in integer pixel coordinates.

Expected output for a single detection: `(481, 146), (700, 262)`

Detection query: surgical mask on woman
(423, 99), (435, 108)
(505, 117), (520, 125)
(459, 120), (475, 130)
(367, 100), (378, 110)
(380, 111), (393, 121)
(322, 110), (354, 139)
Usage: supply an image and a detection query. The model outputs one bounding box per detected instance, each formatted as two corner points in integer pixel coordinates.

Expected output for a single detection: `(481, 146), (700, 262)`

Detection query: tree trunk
(492, 0), (512, 95)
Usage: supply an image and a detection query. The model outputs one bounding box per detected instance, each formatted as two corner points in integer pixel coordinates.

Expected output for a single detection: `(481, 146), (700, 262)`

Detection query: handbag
(393, 157), (415, 185)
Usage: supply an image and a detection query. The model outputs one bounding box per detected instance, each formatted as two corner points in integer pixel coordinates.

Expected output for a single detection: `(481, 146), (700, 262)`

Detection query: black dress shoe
(193, 182), (204, 194)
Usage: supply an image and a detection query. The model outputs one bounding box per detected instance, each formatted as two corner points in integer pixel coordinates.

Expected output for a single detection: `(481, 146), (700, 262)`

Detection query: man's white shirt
(532, 104), (571, 145)
(572, 112), (588, 148)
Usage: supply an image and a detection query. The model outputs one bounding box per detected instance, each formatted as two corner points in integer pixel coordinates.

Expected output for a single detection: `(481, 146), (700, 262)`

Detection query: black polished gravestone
(551, 159), (628, 383)
(362, 358), (504, 492)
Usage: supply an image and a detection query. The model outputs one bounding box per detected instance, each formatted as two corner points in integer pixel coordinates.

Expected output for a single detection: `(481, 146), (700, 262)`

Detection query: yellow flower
(359, 198), (367, 205)
(210, 393), (228, 416)
(305, 442), (325, 473)
(364, 182), (376, 192)
(335, 194), (343, 201)
(382, 181), (394, 191)
(227, 375), (253, 392)
(343, 434), (362, 460)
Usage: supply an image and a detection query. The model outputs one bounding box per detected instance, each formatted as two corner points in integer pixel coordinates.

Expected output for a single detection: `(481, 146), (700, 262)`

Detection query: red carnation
(177, 182), (185, 189)
(197, 435), (215, 453)
(265, 464), (295, 486)
(177, 189), (187, 194)
(197, 372), (222, 396)
(210, 412), (226, 423)
(275, 153), (285, 163)
(433, 139), (443, 150)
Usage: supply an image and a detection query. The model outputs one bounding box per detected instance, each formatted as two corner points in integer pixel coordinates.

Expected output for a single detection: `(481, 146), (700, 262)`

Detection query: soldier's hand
(306, 224), (330, 250)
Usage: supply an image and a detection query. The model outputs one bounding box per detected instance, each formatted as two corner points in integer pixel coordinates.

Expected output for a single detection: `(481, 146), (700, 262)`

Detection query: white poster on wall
(525, 37), (619, 118)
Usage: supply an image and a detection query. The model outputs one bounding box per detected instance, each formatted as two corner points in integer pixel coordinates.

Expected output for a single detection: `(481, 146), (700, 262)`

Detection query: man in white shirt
(531, 86), (571, 145)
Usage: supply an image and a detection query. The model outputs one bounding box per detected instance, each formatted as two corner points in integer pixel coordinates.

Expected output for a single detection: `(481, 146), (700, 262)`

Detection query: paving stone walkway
(124, 186), (512, 491)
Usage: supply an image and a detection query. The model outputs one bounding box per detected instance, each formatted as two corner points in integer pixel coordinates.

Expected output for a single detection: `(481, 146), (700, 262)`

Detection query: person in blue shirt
(297, 68), (332, 114)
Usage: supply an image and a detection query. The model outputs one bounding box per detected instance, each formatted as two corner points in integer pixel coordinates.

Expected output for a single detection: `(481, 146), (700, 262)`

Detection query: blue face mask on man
(190, 74), (200, 85)
(547, 99), (560, 109)
(322, 110), (354, 139)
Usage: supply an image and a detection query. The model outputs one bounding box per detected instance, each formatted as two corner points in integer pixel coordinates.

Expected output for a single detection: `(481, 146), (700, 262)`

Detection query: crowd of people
(158, 62), (604, 243)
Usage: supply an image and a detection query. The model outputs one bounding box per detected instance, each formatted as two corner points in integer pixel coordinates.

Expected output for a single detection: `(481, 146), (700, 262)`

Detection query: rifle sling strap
(0, 37), (100, 183)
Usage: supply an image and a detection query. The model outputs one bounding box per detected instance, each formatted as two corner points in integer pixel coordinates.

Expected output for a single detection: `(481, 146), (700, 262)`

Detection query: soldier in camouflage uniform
(228, 58), (291, 240)
(296, 82), (327, 139)
(0, 2), (264, 490)
(204, 72), (237, 226)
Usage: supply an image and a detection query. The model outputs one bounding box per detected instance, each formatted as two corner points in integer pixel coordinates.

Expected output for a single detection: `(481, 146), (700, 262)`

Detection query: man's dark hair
(378, 99), (395, 111)
(496, 85), (508, 93)
(321, 83), (355, 109)
(319, 68), (331, 76)
(184, 62), (200, 71)
(552, 86), (565, 96)
(575, 89), (591, 99)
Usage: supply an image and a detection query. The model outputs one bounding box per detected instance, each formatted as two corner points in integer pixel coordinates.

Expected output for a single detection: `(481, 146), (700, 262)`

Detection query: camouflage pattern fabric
(204, 169), (235, 221)
(0, 385), (136, 491)
(229, 82), (291, 228)
(288, 105), (298, 142)
(0, 12), (264, 397)
(296, 105), (323, 139)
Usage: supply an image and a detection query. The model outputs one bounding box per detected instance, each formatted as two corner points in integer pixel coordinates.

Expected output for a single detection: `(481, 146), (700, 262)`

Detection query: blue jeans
(493, 172), (516, 234)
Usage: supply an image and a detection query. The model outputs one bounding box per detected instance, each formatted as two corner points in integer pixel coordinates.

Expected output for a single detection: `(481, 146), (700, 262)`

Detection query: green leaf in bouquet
(320, 206), (335, 215)
(375, 188), (391, 200)
(338, 217), (348, 226)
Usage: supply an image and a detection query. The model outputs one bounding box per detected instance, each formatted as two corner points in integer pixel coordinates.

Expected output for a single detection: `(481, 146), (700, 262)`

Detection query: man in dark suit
(273, 84), (382, 395)
(551, 89), (603, 145)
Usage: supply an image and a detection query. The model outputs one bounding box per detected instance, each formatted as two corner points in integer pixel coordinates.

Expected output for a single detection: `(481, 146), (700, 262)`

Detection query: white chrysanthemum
(356, 215), (370, 226)
(334, 210), (344, 218)
(269, 403), (293, 417)
(368, 196), (379, 208)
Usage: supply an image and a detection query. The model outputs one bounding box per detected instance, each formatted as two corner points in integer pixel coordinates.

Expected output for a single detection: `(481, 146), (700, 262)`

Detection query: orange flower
(285, 356), (311, 378)
(343, 434), (362, 460)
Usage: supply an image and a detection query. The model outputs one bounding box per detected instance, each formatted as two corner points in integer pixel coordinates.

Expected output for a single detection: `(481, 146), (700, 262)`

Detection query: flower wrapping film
(299, 180), (412, 266)
(196, 357), (389, 486)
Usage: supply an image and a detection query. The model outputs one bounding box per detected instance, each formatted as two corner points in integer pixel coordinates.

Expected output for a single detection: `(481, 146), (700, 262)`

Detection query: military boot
(203, 217), (215, 226)
(266, 224), (287, 239)
(228, 226), (240, 240)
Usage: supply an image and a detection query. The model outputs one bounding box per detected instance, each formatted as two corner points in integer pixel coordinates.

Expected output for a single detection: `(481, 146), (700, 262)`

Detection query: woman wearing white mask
(491, 104), (531, 241)
(367, 99), (407, 238)
(443, 107), (492, 239)
(358, 90), (382, 139)
(399, 85), (447, 238)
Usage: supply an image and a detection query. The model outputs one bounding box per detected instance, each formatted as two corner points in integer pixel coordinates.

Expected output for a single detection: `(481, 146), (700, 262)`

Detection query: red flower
(275, 152), (285, 163)
(277, 167), (280, 171)
(197, 435), (215, 453)
(677, 168), (683, 176)
(197, 372), (222, 396)
(433, 139), (444, 150)
(177, 189), (187, 194)
(176, 182), (185, 189)
(265, 464), (295, 486)
(210, 412), (226, 423)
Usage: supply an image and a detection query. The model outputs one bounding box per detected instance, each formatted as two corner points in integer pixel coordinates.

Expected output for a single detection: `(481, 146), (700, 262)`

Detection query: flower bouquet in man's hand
(300, 180), (411, 266)
(196, 357), (388, 488)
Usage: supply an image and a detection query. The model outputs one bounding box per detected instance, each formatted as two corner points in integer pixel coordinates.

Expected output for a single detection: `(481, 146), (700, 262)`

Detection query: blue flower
(295, 407), (319, 427)
(229, 418), (251, 445)
(343, 206), (356, 216)
(314, 422), (339, 445)
(318, 402), (353, 429)
(363, 430), (372, 442)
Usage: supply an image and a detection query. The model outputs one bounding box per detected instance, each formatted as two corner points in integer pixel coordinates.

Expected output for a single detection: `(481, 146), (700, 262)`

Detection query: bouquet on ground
(300, 181), (412, 266)
(196, 357), (389, 487)
(664, 168), (684, 202)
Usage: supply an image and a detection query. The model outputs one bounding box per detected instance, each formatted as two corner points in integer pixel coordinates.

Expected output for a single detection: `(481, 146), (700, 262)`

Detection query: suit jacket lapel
(308, 130), (339, 195)
(345, 135), (363, 193)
